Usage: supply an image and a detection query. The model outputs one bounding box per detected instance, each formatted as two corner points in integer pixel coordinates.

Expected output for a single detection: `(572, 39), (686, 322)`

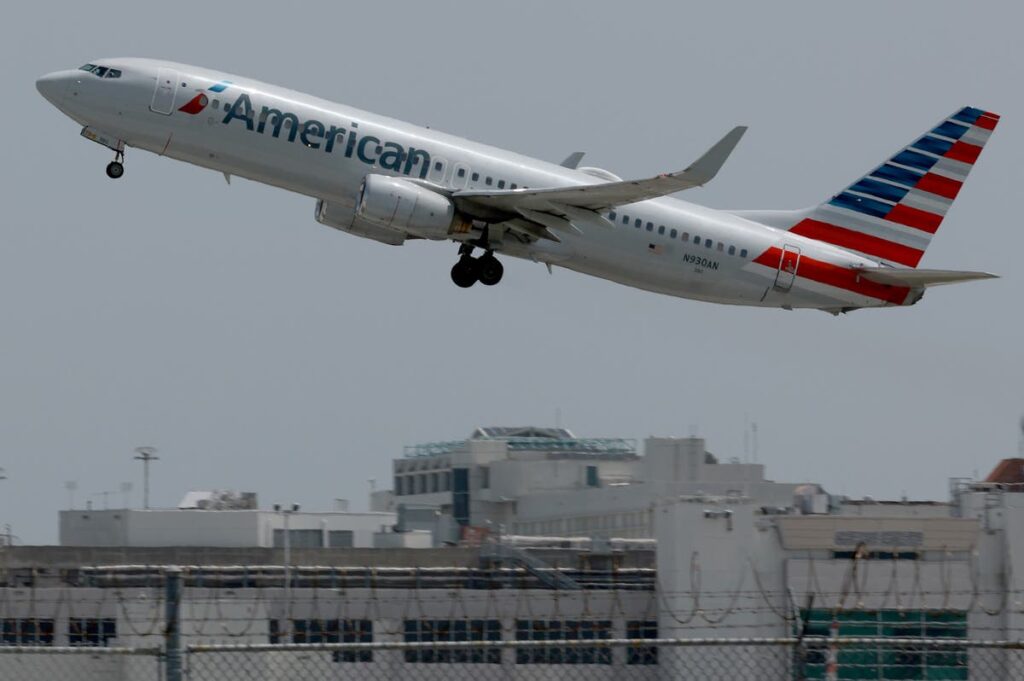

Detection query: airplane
(36, 58), (1000, 313)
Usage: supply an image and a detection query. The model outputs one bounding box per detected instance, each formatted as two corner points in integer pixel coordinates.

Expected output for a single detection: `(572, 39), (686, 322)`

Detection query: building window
(798, 609), (966, 680)
(394, 476), (404, 496)
(68, 618), (116, 647)
(626, 621), (657, 665)
(1, 619), (54, 646)
(515, 620), (612, 665)
(479, 466), (490, 489)
(443, 471), (452, 492)
(585, 466), (599, 488)
(273, 529), (323, 549)
(430, 472), (439, 493)
(328, 530), (354, 548)
(270, 619), (372, 662)
(453, 468), (470, 525)
(404, 619), (501, 663)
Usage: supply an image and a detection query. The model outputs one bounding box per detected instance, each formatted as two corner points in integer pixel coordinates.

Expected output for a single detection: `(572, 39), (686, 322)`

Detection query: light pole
(274, 503), (300, 637)
(133, 447), (159, 509)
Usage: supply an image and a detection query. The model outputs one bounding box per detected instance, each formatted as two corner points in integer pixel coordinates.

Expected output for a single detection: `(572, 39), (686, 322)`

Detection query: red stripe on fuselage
(975, 113), (999, 130)
(753, 246), (912, 305)
(789, 219), (924, 267)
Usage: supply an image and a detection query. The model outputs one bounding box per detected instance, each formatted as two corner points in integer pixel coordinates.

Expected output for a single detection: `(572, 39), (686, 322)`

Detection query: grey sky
(2, 1), (1021, 542)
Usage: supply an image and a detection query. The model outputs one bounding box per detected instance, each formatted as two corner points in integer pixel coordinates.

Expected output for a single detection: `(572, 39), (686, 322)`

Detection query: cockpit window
(92, 66), (109, 77)
(79, 64), (97, 72)
(77, 64), (120, 78)
(104, 69), (122, 79)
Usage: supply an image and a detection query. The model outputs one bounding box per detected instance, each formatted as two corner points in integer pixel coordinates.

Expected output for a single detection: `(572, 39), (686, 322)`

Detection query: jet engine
(315, 199), (406, 246)
(356, 174), (462, 240)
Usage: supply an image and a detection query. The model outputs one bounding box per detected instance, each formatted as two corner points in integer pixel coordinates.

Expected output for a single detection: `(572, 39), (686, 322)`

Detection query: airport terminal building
(4, 428), (1024, 680)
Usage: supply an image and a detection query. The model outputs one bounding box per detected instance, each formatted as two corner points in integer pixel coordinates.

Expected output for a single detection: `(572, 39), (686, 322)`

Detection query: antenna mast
(133, 447), (159, 509)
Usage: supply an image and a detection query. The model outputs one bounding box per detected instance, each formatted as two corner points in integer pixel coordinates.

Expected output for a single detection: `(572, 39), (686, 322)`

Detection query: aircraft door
(773, 244), (801, 291)
(150, 68), (179, 115)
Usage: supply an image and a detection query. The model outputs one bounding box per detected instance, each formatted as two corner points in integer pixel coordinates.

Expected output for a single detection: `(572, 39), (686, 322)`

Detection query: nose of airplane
(36, 71), (70, 108)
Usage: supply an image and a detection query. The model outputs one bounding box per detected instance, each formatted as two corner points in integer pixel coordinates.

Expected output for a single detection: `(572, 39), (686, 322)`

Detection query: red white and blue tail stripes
(791, 106), (998, 268)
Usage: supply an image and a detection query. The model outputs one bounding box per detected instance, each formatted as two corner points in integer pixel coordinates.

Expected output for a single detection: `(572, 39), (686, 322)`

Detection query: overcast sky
(2, 1), (1021, 542)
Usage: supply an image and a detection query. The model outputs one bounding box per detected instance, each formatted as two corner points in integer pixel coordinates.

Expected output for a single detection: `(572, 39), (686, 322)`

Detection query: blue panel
(829, 192), (891, 219)
(871, 163), (923, 188)
(849, 178), (909, 203)
(891, 150), (939, 172)
(932, 121), (969, 140)
(911, 135), (953, 156)
(951, 107), (984, 125)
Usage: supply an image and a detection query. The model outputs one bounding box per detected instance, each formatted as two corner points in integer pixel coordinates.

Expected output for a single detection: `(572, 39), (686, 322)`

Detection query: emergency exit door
(773, 244), (801, 291)
(150, 68), (179, 115)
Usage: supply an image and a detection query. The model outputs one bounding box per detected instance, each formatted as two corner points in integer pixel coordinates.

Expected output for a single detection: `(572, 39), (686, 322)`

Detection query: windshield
(76, 64), (122, 78)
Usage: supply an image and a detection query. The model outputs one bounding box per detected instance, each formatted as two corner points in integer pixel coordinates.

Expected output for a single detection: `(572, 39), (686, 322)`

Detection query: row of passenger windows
(609, 211), (748, 257)
(78, 64), (122, 79)
(265, 618), (658, 665)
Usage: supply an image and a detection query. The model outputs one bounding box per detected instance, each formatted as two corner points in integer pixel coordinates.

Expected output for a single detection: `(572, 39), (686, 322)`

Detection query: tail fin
(762, 107), (998, 268)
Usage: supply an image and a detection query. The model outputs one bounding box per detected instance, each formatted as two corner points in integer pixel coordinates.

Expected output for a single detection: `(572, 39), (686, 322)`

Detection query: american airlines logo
(177, 81), (233, 115)
(218, 91), (432, 179)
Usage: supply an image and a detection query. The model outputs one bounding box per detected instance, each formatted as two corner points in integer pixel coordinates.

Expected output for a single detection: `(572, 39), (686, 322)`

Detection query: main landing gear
(105, 150), (125, 179)
(450, 245), (504, 288)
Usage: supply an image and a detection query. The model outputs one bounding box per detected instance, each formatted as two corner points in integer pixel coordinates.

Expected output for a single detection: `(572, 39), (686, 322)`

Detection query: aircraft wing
(856, 268), (998, 288)
(453, 126), (747, 215)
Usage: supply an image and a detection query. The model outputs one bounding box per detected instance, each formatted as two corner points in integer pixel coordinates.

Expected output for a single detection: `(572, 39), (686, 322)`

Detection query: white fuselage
(37, 58), (914, 311)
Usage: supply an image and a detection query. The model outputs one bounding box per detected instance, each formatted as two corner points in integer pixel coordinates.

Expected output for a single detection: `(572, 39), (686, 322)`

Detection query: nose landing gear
(105, 150), (125, 179)
(449, 245), (504, 288)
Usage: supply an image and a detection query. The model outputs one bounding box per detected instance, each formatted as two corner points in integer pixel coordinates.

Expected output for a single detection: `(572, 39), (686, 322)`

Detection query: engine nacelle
(357, 174), (459, 240)
(315, 199), (406, 246)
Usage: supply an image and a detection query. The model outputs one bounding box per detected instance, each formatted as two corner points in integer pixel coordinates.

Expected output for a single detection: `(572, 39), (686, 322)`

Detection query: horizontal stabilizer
(856, 268), (997, 288)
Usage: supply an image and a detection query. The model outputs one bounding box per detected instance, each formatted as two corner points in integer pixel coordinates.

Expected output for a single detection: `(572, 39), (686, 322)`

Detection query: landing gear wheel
(477, 254), (504, 286)
(450, 257), (479, 288)
(106, 161), (124, 179)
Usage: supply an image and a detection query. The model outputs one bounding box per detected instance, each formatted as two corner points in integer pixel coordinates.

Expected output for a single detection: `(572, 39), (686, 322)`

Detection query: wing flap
(857, 268), (998, 288)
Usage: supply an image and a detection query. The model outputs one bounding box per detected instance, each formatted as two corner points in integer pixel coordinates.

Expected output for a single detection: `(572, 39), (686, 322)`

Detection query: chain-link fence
(0, 645), (162, 681)
(183, 637), (1024, 681)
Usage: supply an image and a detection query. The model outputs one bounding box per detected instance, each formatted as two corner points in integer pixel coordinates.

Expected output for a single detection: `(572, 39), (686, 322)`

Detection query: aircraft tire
(451, 257), (478, 288)
(106, 161), (124, 179)
(477, 255), (504, 286)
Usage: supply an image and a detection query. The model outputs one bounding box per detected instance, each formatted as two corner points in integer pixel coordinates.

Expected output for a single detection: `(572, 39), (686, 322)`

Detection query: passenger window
(658, 226), (665, 235)
(622, 215), (629, 225)
(105, 69), (122, 79)
(212, 99), (220, 109)
(457, 168), (466, 178)
(609, 211), (617, 220)
(717, 242), (724, 251)
(635, 219), (642, 228)
(705, 239), (713, 248)
(682, 232), (689, 241)
(471, 172), (480, 181)
(728, 245), (736, 255)
(740, 249), (748, 258)
(693, 235), (701, 244)
(670, 229), (678, 238)
(434, 161), (443, 171)
(646, 222), (654, 232)
(485, 177), (493, 186)
(510, 183), (518, 189)
(497, 180), (506, 189)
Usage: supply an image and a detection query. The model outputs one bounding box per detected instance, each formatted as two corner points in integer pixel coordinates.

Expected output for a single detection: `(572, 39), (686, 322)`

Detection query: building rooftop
(403, 426), (637, 458)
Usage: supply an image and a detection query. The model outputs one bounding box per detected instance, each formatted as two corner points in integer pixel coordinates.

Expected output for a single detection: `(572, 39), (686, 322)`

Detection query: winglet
(559, 151), (586, 169)
(683, 126), (747, 185)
